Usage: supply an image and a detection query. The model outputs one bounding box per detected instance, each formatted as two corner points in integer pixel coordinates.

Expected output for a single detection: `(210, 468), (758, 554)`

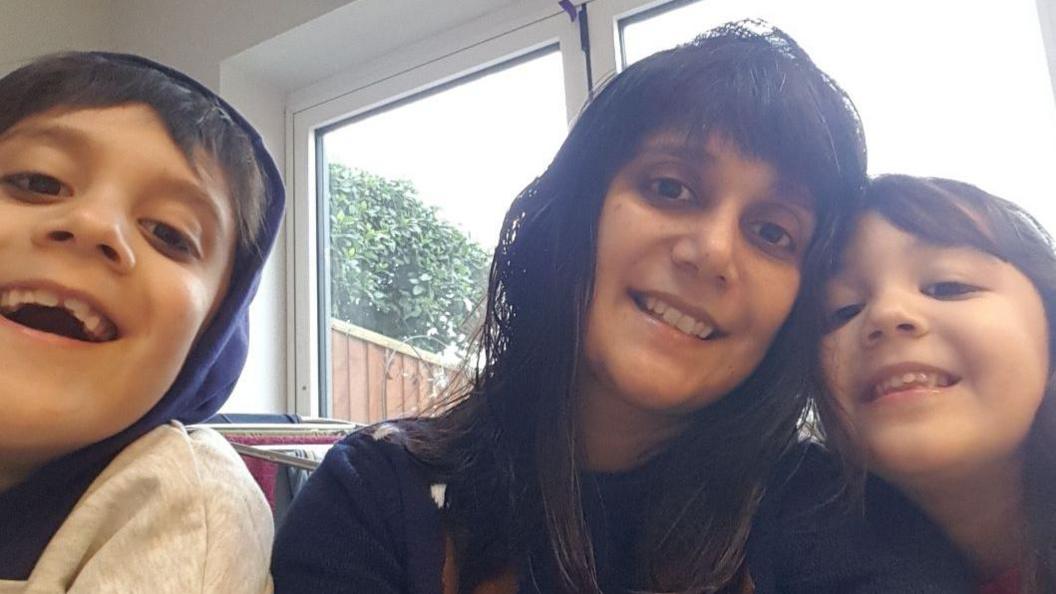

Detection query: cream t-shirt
(0, 422), (274, 593)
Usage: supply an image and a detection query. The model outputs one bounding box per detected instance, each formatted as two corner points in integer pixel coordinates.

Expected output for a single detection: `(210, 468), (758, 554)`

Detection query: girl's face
(821, 212), (1049, 485)
(578, 131), (815, 427)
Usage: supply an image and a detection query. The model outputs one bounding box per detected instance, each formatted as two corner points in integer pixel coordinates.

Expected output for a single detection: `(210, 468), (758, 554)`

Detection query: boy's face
(0, 105), (236, 483)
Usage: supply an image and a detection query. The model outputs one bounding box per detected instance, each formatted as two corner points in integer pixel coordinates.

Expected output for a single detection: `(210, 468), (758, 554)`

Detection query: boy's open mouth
(0, 287), (118, 343)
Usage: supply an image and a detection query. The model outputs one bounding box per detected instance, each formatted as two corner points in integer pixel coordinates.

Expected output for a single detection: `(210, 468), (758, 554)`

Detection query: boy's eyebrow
(3, 122), (228, 231)
(159, 177), (227, 230)
(0, 123), (92, 150)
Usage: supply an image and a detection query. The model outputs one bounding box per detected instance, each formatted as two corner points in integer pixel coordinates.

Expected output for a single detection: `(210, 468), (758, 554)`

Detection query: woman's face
(577, 131), (815, 426)
(821, 212), (1048, 486)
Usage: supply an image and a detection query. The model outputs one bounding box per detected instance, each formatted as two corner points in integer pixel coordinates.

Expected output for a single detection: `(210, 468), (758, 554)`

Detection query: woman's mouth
(633, 293), (719, 340)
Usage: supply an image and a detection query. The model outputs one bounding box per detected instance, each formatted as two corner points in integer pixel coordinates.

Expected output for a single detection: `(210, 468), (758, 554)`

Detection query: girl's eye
(923, 281), (979, 299)
(2, 172), (69, 198)
(826, 303), (863, 331)
(142, 220), (199, 259)
(649, 177), (694, 202)
(749, 221), (795, 252)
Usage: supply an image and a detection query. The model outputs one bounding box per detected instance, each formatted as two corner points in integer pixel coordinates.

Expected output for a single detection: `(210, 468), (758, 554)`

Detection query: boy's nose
(32, 206), (136, 273)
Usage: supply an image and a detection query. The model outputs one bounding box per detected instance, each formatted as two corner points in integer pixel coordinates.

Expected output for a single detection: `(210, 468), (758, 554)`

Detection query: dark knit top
(272, 425), (971, 593)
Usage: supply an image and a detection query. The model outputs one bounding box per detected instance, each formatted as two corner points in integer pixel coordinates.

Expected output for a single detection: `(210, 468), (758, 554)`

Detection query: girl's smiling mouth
(864, 364), (960, 404)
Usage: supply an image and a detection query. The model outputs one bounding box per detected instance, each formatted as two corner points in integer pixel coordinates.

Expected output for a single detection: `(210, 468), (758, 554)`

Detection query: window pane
(621, 0), (1056, 230)
(320, 48), (567, 422)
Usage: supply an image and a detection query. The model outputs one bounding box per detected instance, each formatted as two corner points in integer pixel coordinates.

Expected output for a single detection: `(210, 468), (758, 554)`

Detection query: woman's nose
(671, 210), (738, 286)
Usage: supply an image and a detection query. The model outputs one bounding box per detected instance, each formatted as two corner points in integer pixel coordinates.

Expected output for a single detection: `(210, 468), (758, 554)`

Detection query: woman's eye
(142, 220), (199, 259)
(826, 303), (863, 330)
(649, 177), (694, 202)
(750, 221), (795, 252)
(2, 172), (68, 197)
(923, 281), (978, 299)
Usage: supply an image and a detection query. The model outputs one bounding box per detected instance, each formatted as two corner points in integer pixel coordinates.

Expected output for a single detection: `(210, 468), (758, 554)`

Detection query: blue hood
(0, 52), (286, 578)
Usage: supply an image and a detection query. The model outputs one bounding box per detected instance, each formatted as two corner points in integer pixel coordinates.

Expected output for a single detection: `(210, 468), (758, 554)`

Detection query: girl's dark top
(272, 423), (972, 593)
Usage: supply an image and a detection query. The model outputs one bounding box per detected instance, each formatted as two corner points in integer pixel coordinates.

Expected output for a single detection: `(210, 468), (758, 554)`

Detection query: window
(617, 0), (1056, 229)
(288, 0), (1056, 418)
(317, 48), (567, 422)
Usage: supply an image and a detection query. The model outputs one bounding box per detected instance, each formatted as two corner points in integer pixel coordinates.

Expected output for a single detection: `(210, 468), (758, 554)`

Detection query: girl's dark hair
(811, 174), (1056, 593)
(0, 52), (267, 250)
(402, 20), (867, 594)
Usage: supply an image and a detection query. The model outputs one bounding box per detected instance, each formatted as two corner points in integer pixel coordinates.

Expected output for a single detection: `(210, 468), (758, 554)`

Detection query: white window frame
(286, 2), (589, 416)
(284, 0), (1056, 417)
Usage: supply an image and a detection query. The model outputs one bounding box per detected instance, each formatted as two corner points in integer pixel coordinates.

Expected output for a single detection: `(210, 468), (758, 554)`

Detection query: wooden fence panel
(328, 321), (454, 423)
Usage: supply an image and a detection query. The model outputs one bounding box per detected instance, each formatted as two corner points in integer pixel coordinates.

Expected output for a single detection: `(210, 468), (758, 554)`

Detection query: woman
(272, 21), (954, 594)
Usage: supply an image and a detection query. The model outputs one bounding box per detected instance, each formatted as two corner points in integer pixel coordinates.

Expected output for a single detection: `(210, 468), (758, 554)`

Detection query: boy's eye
(2, 172), (69, 198)
(649, 177), (694, 202)
(923, 281), (979, 299)
(749, 221), (795, 252)
(142, 220), (199, 259)
(826, 303), (863, 331)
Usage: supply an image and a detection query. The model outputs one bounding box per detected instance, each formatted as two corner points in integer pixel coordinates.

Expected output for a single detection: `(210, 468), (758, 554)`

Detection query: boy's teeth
(0, 287), (117, 342)
(34, 289), (59, 307)
(641, 295), (715, 339)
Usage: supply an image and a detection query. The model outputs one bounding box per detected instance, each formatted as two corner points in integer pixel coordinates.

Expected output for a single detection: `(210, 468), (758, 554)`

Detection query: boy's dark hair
(812, 174), (1056, 593)
(0, 52), (267, 250)
(401, 20), (867, 594)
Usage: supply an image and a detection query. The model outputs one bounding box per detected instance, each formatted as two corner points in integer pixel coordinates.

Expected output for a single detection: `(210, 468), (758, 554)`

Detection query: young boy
(0, 53), (284, 593)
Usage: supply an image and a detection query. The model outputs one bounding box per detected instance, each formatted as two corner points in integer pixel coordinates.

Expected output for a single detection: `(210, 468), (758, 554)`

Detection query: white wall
(0, 0), (114, 75)
(0, 0), (351, 413)
(105, 0), (352, 413)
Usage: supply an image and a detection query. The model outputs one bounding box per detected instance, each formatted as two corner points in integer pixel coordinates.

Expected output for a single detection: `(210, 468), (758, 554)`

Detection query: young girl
(817, 174), (1056, 593)
(0, 53), (284, 591)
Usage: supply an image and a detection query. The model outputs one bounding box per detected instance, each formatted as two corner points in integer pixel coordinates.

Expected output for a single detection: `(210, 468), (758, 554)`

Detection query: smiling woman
(274, 21), (969, 594)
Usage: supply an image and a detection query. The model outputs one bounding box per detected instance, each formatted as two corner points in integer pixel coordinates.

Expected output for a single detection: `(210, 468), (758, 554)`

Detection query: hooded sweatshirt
(0, 53), (286, 593)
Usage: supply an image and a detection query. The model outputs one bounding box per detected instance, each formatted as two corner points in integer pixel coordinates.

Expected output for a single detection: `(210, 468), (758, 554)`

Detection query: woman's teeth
(642, 296), (715, 339)
(873, 371), (954, 399)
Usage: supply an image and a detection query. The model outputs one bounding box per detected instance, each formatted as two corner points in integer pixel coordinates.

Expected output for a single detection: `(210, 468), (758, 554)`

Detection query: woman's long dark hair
(811, 174), (1056, 593)
(401, 21), (867, 593)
